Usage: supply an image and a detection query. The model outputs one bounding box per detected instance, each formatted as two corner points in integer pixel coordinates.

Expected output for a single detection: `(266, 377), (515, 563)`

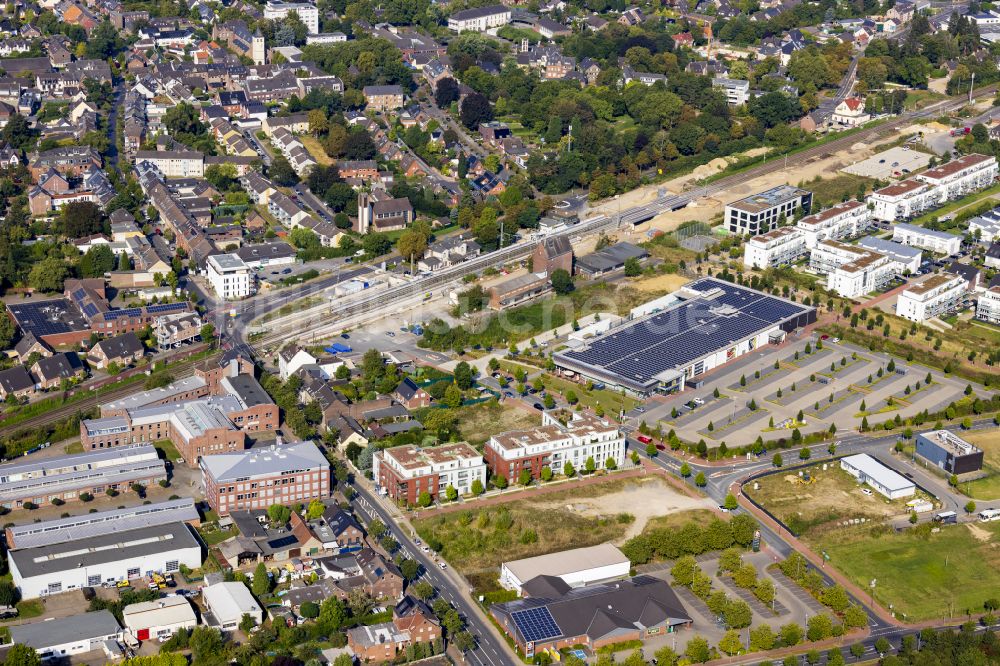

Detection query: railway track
(0, 349), (219, 442)
(247, 84), (1000, 352)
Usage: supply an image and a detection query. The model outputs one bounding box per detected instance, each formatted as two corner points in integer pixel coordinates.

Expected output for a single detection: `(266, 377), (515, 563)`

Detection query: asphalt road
(348, 483), (515, 666)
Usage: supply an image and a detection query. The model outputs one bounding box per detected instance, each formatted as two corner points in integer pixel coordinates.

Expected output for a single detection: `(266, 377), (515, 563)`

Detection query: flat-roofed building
(373, 442), (486, 505)
(977, 286), (1000, 324)
(915, 429), (984, 474)
(485, 412), (624, 483)
(122, 596), (198, 642)
(203, 581), (264, 630)
(917, 153), (997, 201)
(895, 273), (966, 321)
(810, 239), (894, 298)
(200, 440), (330, 515)
(840, 453), (915, 499)
(500, 544), (631, 594)
(0, 444), (166, 510)
(4, 498), (199, 549)
(743, 226), (807, 269)
(724, 185), (812, 235)
(8, 610), (121, 661)
(856, 236), (922, 274)
(794, 200), (872, 248)
(263, 0), (318, 33)
(207, 253), (255, 300)
(9, 521), (202, 598)
(892, 222), (962, 256)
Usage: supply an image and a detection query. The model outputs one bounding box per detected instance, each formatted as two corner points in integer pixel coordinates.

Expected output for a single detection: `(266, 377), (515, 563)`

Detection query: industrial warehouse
(553, 278), (816, 396)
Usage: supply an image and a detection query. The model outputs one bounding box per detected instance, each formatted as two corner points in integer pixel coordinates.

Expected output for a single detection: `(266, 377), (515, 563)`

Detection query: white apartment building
(447, 4), (511, 32)
(206, 253), (255, 300)
(264, 0), (319, 33)
(306, 32), (347, 44)
(484, 412), (625, 482)
(373, 443), (487, 503)
(795, 200), (873, 248)
(810, 239), (894, 298)
(743, 226), (808, 269)
(895, 273), (966, 322)
(867, 154), (998, 222)
(712, 78), (750, 106)
(867, 179), (935, 222)
(976, 286), (1000, 324)
(918, 153), (998, 202)
(892, 222), (962, 256)
(134, 150), (204, 178)
(725, 185), (813, 235)
(968, 209), (1000, 244)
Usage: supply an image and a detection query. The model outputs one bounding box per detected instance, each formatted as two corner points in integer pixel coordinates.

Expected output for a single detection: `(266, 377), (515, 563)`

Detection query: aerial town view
(2, 0), (1000, 665)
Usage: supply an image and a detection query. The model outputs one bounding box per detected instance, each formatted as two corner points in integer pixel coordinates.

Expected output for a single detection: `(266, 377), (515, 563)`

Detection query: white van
(979, 509), (1000, 522)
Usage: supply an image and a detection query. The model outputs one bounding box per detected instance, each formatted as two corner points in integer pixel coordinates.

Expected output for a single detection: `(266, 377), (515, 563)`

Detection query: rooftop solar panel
(83, 303), (99, 318)
(512, 607), (561, 643)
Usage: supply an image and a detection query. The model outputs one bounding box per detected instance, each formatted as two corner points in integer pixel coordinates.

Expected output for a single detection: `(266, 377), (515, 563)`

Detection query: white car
(439, 562), (447, 569)
(860, 488), (873, 496)
(831, 337), (840, 343)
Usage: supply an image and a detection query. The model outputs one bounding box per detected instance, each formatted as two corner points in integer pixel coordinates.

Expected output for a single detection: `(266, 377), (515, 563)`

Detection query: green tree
(780, 622), (803, 646)
(679, 462), (691, 477)
(750, 624), (775, 651)
(471, 478), (484, 495)
(724, 493), (738, 510)
(695, 472), (707, 487)
(966, 500), (977, 514)
(267, 504), (291, 524)
(251, 563), (270, 596)
(28, 257), (69, 293)
(417, 491), (433, 508)
(623, 257), (642, 277)
(453, 361), (475, 389)
(850, 642), (866, 660)
(2, 644), (40, 666)
(719, 629), (743, 656)
(684, 636), (711, 663)
(79, 244), (115, 278)
(773, 453), (783, 467)
(563, 461), (575, 477)
(306, 499), (325, 520)
(443, 383), (463, 408)
(585, 456), (596, 474)
(550, 268), (574, 294)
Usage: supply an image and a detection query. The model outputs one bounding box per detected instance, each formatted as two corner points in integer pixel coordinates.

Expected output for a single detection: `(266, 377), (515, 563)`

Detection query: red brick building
(200, 440), (330, 515)
(373, 443), (486, 505)
(532, 236), (573, 276)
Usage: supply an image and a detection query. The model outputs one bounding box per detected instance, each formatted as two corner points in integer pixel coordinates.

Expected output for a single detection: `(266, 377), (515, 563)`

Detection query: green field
(803, 173), (875, 209)
(956, 429), (1000, 500)
(540, 373), (642, 415)
(817, 521), (1000, 621)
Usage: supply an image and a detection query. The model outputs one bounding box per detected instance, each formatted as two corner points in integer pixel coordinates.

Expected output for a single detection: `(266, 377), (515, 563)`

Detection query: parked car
(637, 434), (653, 444)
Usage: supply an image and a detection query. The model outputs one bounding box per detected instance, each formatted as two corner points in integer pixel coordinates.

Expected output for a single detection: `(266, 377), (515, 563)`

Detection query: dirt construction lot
(748, 462), (931, 537)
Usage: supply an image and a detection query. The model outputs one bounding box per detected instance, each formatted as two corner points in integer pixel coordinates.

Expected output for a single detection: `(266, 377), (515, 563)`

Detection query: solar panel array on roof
(557, 278), (812, 390)
(8, 300), (89, 337)
(104, 308), (143, 319)
(83, 303), (99, 318)
(147, 302), (188, 313)
(512, 606), (562, 643)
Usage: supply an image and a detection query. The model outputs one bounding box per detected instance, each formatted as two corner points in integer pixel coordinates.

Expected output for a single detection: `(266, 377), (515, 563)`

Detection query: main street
(348, 482), (516, 666)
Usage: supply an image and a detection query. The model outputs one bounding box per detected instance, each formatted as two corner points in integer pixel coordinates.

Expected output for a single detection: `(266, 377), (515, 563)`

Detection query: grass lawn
(298, 135), (332, 166)
(817, 521), (1000, 621)
(540, 373), (642, 414)
(155, 439), (183, 463)
(198, 524), (238, 547)
(802, 174), (875, 209)
(910, 181), (1000, 227)
(14, 600), (43, 620)
(63, 441), (83, 454)
(956, 430), (1000, 500)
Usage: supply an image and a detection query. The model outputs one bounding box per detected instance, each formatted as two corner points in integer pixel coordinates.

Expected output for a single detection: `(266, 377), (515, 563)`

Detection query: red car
(637, 435), (653, 444)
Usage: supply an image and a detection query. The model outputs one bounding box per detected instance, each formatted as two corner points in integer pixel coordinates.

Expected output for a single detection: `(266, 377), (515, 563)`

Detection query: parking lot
(841, 145), (932, 180)
(632, 336), (983, 444)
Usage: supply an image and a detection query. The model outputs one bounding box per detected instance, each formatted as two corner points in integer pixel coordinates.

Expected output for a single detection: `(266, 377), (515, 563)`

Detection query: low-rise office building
(0, 444), (166, 510)
(485, 412), (625, 483)
(915, 429), (984, 474)
(724, 185), (812, 235)
(840, 453), (915, 499)
(892, 222), (962, 256)
(895, 273), (966, 321)
(373, 442), (486, 504)
(201, 440), (331, 515)
(9, 521), (202, 598)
